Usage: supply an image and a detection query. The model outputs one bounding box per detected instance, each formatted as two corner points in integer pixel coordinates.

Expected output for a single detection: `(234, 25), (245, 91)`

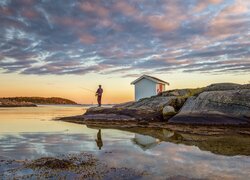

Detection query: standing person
(96, 85), (103, 107)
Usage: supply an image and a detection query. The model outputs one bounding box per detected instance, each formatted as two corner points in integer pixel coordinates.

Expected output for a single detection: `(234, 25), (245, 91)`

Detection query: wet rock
(84, 114), (136, 122)
(170, 89), (250, 125)
(162, 106), (176, 120)
(137, 120), (149, 125)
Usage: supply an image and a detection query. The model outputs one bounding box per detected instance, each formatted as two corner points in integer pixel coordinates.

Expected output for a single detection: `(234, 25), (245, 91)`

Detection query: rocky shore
(59, 83), (250, 126)
(0, 98), (37, 107)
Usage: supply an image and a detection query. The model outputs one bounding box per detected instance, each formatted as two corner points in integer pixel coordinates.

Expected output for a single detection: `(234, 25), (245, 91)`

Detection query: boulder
(162, 106), (176, 120)
(169, 89), (250, 125)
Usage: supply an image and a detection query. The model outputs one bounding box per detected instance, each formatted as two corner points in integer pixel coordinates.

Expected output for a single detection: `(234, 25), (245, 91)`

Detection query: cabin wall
(134, 79), (157, 101)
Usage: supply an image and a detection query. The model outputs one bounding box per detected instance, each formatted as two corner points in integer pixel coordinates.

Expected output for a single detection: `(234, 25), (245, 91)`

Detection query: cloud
(0, 0), (249, 76)
(79, 33), (97, 44)
(193, 0), (224, 12)
(207, 0), (250, 39)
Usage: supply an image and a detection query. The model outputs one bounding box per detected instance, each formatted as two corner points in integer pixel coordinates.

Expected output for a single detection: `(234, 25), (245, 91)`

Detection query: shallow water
(0, 105), (250, 179)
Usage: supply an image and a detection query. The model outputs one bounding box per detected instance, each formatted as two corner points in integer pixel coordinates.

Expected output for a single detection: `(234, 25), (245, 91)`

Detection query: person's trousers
(97, 96), (102, 106)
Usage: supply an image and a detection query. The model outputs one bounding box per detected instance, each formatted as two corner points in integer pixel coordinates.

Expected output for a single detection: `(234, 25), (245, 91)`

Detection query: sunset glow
(0, 0), (249, 104)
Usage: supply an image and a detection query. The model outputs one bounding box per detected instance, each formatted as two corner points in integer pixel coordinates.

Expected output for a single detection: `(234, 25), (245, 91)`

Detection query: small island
(59, 83), (250, 126)
(0, 97), (77, 107)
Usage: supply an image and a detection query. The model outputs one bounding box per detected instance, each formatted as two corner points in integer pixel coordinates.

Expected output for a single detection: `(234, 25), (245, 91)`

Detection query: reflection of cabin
(131, 75), (169, 101)
(132, 134), (160, 151)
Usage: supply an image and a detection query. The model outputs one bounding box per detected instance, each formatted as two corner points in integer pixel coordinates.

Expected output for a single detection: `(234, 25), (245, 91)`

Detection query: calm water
(0, 105), (250, 179)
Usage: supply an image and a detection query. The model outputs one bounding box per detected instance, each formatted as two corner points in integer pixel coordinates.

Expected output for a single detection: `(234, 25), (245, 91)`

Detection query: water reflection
(132, 134), (160, 151)
(0, 106), (250, 179)
(95, 129), (103, 150)
(88, 125), (250, 156)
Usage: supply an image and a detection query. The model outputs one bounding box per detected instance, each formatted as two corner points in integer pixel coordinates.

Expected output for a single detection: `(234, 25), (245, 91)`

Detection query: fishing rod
(79, 87), (96, 93)
(79, 87), (97, 105)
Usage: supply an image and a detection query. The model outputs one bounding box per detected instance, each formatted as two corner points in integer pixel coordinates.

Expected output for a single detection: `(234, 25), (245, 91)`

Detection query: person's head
(99, 85), (102, 88)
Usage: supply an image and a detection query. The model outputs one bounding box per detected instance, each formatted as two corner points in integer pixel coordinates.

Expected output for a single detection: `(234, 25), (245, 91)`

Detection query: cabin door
(157, 84), (163, 94)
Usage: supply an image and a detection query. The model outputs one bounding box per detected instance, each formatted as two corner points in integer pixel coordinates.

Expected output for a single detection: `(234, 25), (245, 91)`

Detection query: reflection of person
(95, 85), (103, 107)
(95, 129), (103, 150)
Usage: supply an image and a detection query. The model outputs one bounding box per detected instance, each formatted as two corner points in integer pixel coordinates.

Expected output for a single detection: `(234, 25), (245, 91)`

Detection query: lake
(0, 105), (250, 179)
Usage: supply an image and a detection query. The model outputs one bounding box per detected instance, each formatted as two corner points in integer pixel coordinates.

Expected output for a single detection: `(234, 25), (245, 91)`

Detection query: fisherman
(95, 85), (103, 107)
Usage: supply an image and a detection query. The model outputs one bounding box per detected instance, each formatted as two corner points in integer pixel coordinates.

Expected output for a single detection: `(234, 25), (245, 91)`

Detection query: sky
(0, 0), (250, 104)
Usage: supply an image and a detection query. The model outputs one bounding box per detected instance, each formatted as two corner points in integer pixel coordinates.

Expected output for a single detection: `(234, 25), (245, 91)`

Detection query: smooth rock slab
(170, 89), (250, 125)
(85, 96), (185, 121)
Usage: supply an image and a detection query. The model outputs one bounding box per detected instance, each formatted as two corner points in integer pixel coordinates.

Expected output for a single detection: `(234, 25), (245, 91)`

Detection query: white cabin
(131, 75), (169, 101)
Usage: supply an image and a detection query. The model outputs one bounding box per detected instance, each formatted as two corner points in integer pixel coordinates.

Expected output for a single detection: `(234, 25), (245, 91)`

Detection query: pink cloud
(79, 2), (109, 17)
(114, 1), (185, 32)
(194, 0), (224, 12)
(147, 15), (179, 32)
(147, 1), (187, 32)
(114, 1), (138, 17)
(207, 1), (250, 38)
(21, 0), (35, 5)
(21, 9), (39, 19)
(53, 16), (86, 28)
(222, 0), (249, 14)
(79, 33), (97, 44)
(0, 7), (13, 16)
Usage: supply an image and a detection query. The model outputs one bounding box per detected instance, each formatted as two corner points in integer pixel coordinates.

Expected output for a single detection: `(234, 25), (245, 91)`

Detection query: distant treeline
(2, 97), (77, 105)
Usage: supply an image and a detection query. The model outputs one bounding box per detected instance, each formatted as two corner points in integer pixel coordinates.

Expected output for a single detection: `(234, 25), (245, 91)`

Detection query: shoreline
(57, 115), (250, 136)
(56, 116), (250, 157)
